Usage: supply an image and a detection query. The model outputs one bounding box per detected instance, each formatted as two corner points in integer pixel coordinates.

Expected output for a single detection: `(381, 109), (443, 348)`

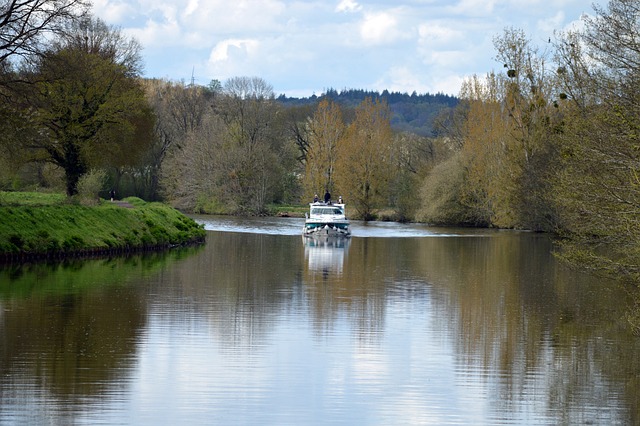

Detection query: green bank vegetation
(0, 191), (205, 259)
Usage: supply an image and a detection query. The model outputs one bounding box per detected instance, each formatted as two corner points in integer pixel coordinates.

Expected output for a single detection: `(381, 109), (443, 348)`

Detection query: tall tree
(160, 112), (227, 210)
(142, 79), (214, 200)
(215, 76), (286, 213)
(0, 0), (89, 188)
(335, 97), (394, 220)
(492, 27), (560, 230)
(457, 73), (509, 226)
(303, 99), (344, 201)
(27, 17), (152, 195)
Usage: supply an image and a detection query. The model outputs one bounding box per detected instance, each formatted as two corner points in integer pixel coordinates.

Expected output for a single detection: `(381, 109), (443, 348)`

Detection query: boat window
(311, 207), (344, 215)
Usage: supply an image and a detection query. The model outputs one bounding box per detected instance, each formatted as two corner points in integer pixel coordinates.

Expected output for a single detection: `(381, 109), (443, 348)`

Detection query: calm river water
(1, 216), (639, 425)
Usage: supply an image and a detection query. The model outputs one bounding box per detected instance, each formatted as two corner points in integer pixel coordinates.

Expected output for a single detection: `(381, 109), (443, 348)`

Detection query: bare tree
(142, 79), (215, 200)
(0, 0), (89, 65)
(53, 16), (142, 75)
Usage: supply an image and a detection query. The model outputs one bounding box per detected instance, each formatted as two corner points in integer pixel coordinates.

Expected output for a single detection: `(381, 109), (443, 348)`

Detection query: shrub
(417, 153), (474, 225)
(77, 169), (107, 205)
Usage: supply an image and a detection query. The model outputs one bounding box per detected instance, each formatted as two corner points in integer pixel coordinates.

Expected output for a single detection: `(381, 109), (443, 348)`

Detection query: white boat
(303, 202), (351, 237)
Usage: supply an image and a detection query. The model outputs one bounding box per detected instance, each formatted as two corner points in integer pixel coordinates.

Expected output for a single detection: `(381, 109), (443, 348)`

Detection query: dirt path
(112, 200), (135, 208)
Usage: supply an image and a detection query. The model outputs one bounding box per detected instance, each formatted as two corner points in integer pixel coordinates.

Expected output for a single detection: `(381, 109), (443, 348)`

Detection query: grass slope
(0, 192), (205, 259)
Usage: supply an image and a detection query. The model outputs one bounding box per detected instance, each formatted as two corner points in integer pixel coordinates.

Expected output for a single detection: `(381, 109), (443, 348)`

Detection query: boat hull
(303, 222), (351, 237)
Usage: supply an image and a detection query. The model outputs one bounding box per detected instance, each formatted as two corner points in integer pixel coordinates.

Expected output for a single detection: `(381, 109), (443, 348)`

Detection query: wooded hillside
(277, 89), (458, 136)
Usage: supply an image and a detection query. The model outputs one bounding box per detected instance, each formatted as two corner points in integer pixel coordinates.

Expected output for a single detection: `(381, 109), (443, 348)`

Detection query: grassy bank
(0, 192), (206, 261)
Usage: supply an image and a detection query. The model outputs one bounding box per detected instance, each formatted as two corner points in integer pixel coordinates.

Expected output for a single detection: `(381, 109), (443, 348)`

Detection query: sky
(91, 0), (606, 98)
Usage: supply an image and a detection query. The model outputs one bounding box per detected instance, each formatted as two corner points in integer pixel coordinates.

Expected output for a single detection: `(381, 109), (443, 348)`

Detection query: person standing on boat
(324, 190), (331, 203)
(314, 194), (319, 203)
(338, 195), (343, 204)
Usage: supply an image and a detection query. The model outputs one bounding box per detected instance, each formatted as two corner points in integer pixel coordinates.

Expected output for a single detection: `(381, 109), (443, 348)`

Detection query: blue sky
(92, 0), (605, 97)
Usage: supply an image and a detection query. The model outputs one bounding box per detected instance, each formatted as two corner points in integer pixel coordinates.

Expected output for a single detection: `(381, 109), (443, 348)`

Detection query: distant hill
(277, 88), (459, 137)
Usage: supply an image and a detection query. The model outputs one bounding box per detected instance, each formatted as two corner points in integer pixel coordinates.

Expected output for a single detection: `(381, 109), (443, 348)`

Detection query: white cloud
(184, 0), (199, 17)
(336, 0), (362, 13)
(359, 11), (401, 45)
(208, 39), (260, 63)
(92, 0), (136, 23)
(126, 17), (182, 48)
(374, 66), (430, 94)
(537, 11), (565, 34)
(97, 0), (610, 96)
(448, 0), (499, 16)
(418, 23), (463, 45)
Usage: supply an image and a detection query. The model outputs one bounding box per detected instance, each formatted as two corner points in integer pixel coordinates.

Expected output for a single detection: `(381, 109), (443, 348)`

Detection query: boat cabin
(310, 205), (345, 216)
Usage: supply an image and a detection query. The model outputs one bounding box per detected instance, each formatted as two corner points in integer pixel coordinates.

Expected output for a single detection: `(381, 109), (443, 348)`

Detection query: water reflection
(0, 221), (639, 425)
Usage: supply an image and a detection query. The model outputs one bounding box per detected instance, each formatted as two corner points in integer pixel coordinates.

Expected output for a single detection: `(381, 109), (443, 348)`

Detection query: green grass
(0, 192), (206, 258)
(267, 203), (308, 217)
(0, 191), (66, 206)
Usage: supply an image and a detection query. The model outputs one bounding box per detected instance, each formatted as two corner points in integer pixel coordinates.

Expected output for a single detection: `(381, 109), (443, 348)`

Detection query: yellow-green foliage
(417, 153), (479, 226)
(0, 192), (205, 256)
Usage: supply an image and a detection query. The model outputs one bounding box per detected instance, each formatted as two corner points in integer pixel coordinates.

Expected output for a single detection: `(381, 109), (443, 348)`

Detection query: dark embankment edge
(0, 197), (206, 264)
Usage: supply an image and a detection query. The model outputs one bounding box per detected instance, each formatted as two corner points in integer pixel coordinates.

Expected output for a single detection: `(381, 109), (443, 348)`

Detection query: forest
(277, 88), (459, 136)
(0, 0), (639, 282)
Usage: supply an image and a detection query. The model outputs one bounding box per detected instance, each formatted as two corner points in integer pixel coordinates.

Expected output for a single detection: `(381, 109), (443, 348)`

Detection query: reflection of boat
(303, 202), (351, 237)
(303, 235), (350, 273)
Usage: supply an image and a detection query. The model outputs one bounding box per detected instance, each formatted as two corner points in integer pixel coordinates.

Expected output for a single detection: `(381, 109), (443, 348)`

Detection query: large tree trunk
(63, 142), (86, 196)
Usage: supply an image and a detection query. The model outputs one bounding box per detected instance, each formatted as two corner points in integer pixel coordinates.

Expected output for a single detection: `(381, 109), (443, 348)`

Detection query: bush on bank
(0, 192), (205, 259)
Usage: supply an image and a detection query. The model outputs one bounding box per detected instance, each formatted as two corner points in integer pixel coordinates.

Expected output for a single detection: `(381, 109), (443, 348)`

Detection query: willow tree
(335, 97), (394, 220)
(457, 73), (510, 226)
(27, 17), (152, 196)
(303, 99), (344, 201)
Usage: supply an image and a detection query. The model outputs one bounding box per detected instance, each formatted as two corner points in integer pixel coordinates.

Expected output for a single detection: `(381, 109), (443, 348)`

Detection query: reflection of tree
(2, 287), (143, 398)
(407, 234), (640, 424)
(148, 232), (395, 345)
(0, 252), (192, 403)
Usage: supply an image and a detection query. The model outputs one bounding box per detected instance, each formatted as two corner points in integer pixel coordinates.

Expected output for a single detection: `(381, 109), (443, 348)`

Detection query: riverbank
(0, 192), (206, 262)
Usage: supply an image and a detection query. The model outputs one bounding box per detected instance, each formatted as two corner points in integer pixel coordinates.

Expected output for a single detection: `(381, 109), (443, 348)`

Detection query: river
(0, 216), (638, 425)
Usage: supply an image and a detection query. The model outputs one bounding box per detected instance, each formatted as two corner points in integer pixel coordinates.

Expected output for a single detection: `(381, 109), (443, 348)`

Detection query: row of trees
(155, 80), (440, 219)
(419, 0), (640, 280)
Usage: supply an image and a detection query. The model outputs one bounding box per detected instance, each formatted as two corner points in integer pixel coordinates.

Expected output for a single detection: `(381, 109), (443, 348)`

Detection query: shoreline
(0, 194), (206, 264)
